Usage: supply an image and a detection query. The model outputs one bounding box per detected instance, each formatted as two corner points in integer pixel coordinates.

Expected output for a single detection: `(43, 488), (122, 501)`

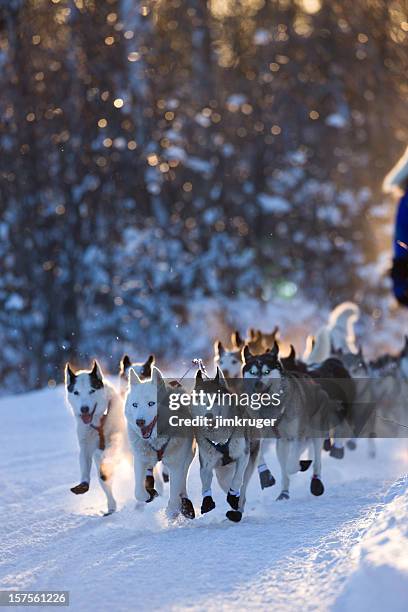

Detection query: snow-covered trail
(1, 387), (407, 611)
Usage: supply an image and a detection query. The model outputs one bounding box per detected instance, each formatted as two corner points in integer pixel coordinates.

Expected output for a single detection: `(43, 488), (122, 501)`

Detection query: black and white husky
(243, 344), (327, 501)
(193, 368), (253, 523)
(214, 338), (276, 490)
(124, 366), (196, 520)
(65, 361), (126, 515)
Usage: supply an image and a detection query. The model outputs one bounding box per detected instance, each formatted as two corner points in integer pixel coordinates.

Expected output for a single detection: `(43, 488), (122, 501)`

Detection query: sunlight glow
(298, 0), (322, 14)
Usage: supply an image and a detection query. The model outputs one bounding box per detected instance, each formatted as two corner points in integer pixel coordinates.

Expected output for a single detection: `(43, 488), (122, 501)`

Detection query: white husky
(65, 361), (126, 515)
(125, 366), (196, 520)
(304, 302), (360, 364)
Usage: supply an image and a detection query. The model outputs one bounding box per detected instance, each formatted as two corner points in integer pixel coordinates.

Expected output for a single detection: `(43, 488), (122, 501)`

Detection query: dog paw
(310, 476), (324, 496)
(226, 510), (242, 523)
(144, 475), (159, 501)
(329, 446), (344, 459)
(227, 491), (240, 510)
(323, 438), (332, 451)
(259, 469), (276, 489)
(201, 495), (216, 514)
(181, 497), (195, 519)
(103, 508), (116, 517)
(299, 459), (312, 472)
(146, 489), (159, 503)
(346, 440), (357, 450)
(70, 482), (89, 495)
(276, 490), (290, 501)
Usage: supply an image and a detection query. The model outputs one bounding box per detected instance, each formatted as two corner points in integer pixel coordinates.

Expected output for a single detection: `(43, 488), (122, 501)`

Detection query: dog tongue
(82, 414), (92, 424)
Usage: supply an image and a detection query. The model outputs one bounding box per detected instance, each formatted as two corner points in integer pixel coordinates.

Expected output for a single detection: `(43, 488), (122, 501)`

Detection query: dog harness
(205, 436), (234, 465)
(90, 401), (111, 450)
(147, 436), (169, 462)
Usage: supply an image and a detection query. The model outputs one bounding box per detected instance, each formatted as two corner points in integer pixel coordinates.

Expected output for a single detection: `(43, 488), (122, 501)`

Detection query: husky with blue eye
(214, 335), (276, 491)
(125, 366), (196, 520)
(192, 367), (255, 523)
(65, 360), (126, 515)
(119, 354), (169, 494)
(243, 343), (329, 501)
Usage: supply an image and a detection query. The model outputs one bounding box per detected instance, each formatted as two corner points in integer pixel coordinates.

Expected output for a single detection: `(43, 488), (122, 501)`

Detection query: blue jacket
(392, 189), (408, 305)
(394, 190), (408, 258)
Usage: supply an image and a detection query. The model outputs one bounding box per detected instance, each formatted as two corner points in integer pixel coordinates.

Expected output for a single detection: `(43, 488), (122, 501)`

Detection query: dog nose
(255, 381), (263, 392)
(80, 406), (90, 414)
(136, 419), (145, 428)
(207, 412), (214, 420)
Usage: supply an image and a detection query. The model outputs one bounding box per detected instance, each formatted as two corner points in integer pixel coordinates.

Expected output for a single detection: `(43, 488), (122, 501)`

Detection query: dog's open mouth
(140, 416), (157, 439)
(81, 405), (96, 424)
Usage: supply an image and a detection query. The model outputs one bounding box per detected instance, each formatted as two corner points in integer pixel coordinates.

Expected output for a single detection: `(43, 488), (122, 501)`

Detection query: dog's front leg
(310, 438), (324, 496)
(134, 457), (151, 504)
(200, 454), (216, 515)
(94, 451), (117, 515)
(70, 444), (92, 495)
(226, 450), (249, 523)
(257, 440), (275, 490)
(276, 438), (290, 500)
(166, 464), (185, 520)
(238, 439), (260, 514)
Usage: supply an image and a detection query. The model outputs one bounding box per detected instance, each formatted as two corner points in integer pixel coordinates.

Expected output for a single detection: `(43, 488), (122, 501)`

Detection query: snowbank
(334, 475), (408, 612)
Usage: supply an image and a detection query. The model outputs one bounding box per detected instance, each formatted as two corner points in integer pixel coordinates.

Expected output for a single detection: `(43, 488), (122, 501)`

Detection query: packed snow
(1, 385), (408, 611)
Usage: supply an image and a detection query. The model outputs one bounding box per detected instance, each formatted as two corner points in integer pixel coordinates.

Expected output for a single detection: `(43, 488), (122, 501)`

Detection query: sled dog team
(65, 302), (408, 522)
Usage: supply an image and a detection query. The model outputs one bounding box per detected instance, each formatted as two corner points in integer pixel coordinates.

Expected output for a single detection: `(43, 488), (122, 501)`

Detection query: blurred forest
(0, 0), (408, 391)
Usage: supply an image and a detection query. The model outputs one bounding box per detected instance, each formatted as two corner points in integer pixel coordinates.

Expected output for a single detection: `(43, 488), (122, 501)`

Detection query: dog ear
(129, 367), (142, 386)
(271, 340), (279, 357)
(248, 328), (255, 341)
(214, 340), (225, 358)
(357, 345), (363, 358)
(195, 369), (203, 382)
(65, 363), (76, 387)
(231, 330), (243, 348)
(120, 354), (131, 375)
(242, 345), (253, 363)
(91, 360), (103, 380)
(151, 366), (166, 391)
(90, 360), (104, 388)
(142, 354), (155, 377)
(288, 344), (296, 361)
(214, 366), (226, 384)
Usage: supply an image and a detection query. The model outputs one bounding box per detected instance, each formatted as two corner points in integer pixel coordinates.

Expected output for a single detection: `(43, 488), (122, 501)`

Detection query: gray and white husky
(65, 361), (126, 515)
(214, 338), (276, 491)
(124, 366), (196, 520)
(243, 344), (327, 501)
(192, 367), (254, 523)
